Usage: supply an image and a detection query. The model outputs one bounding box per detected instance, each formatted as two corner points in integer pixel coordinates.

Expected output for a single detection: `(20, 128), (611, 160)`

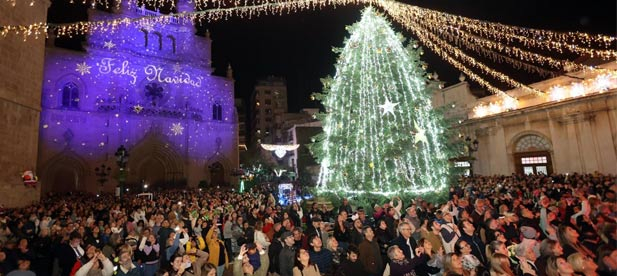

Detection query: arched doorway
(130, 132), (185, 189)
(513, 134), (553, 175)
(137, 157), (166, 188)
(40, 152), (88, 195)
(51, 166), (79, 193)
(210, 162), (225, 186)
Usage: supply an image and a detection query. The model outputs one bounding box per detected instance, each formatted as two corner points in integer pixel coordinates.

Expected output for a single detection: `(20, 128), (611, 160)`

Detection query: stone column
(0, 0), (50, 207)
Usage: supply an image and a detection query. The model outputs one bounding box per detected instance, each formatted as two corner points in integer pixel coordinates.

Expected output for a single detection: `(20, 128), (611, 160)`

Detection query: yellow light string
(400, 9), (617, 77)
(408, 5), (616, 60)
(371, 6), (506, 98)
(399, 20), (508, 96)
(2, 0), (612, 99)
(447, 37), (560, 78)
(398, 9), (559, 78)
(412, 17), (591, 73)
(377, 1), (543, 95)
(6, 0), (615, 59)
(11, 0), (372, 39)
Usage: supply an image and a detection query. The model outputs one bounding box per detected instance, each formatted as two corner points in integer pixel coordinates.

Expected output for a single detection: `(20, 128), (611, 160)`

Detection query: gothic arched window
(140, 29), (148, 48)
(167, 35), (176, 53)
(61, 82), (79, 109)
(212, 103), (223, 121)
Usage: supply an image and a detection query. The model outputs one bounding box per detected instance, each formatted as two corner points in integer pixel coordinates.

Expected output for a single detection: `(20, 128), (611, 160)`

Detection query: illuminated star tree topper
(311, 7), (456, 196)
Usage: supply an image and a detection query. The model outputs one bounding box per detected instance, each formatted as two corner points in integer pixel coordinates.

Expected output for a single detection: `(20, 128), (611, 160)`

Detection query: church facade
(38, 3), (239, 195)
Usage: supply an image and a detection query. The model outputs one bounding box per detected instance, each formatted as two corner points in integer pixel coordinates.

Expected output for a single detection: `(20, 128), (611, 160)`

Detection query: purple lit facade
(38, 2), (238, 194)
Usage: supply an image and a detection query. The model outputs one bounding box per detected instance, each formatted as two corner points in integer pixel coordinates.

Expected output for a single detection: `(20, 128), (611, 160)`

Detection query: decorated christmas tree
(311, 7), (456, 196)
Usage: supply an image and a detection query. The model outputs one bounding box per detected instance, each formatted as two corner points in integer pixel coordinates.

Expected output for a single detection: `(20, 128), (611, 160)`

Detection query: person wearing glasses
(390, 222), (418, 260)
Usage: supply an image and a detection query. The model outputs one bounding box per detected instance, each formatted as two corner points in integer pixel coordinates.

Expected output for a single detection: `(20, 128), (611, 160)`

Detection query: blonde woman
(485, 241), (508, 265)
(443, 252), (470, 276)
(567, 253), (598, 276)
(489, 253), (514, 276)
(545, 256), (574, 276)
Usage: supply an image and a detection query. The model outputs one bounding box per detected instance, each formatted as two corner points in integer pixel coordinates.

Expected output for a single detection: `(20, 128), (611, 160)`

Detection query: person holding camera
(205, 223), (230, 276)
(139, 233), (160, 276)
(74, 249), (114, 276)
(233, 243), (269, 276)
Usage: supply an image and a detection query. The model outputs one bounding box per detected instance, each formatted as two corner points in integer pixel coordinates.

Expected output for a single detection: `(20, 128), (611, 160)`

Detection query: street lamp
(465, 136), (479, 176)
(94, 164), (112, 192)
(115, 145), (129, 198)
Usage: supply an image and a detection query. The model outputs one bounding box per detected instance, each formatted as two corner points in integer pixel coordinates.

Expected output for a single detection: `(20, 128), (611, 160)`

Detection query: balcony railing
(135, 5), (180, 25)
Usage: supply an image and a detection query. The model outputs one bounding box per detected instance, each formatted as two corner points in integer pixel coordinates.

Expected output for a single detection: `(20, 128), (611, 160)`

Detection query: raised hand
(415, 247), (425, 256)
(239, 244), (248, 256)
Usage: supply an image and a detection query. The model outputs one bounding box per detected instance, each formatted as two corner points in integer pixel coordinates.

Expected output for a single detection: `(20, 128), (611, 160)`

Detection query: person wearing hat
(278, 231), (296, 276)
(519, 226), (541, 260)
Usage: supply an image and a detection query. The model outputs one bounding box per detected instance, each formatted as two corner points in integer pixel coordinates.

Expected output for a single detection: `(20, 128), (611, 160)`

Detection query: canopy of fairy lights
(2, 0), (616, 119)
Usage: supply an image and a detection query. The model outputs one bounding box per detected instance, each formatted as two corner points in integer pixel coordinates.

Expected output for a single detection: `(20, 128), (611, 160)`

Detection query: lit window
(521, 156), (547, 164)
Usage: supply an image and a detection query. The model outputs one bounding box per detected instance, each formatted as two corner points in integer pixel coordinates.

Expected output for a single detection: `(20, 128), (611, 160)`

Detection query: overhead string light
(378, 1), (543, 95)
(1, 0), (380, 39)
(410, 17), (592, 73)
(401, 10), (560, 78)
(2, 0), (615, 97)
(405, 5), (616, 60)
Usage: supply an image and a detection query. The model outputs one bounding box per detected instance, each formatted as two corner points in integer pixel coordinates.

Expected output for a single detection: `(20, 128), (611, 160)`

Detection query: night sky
(48, 0), (616, 113)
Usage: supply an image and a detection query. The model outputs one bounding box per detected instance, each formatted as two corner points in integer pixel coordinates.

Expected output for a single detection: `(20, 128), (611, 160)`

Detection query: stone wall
(0, 0), (50, 207)
(464, 91), (617, 175)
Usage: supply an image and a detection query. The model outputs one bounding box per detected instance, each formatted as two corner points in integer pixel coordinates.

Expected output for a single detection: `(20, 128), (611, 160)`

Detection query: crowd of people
(0, 172), (615, 276)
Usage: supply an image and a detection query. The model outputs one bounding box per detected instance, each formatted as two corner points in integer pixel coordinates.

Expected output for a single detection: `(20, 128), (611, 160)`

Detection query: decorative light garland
(397, 4), (616, 59)
(378, 1), (541, 96)
(471, 72), (617, 118)
(1, 0), (378, 39)
(417, 22), (589, 73)
(3, 0), (615, 103)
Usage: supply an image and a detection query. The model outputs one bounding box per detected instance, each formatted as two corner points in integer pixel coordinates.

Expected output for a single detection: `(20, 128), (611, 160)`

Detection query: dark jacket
(389, 254), (429, 276)
(335, 259), (367, 276)
(358, 239), (384, 274)
(268, 239), (283, 273)
(389, 235), (418, 260)
(459, 232), (487, 265)
(279, 245), (296, 276)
